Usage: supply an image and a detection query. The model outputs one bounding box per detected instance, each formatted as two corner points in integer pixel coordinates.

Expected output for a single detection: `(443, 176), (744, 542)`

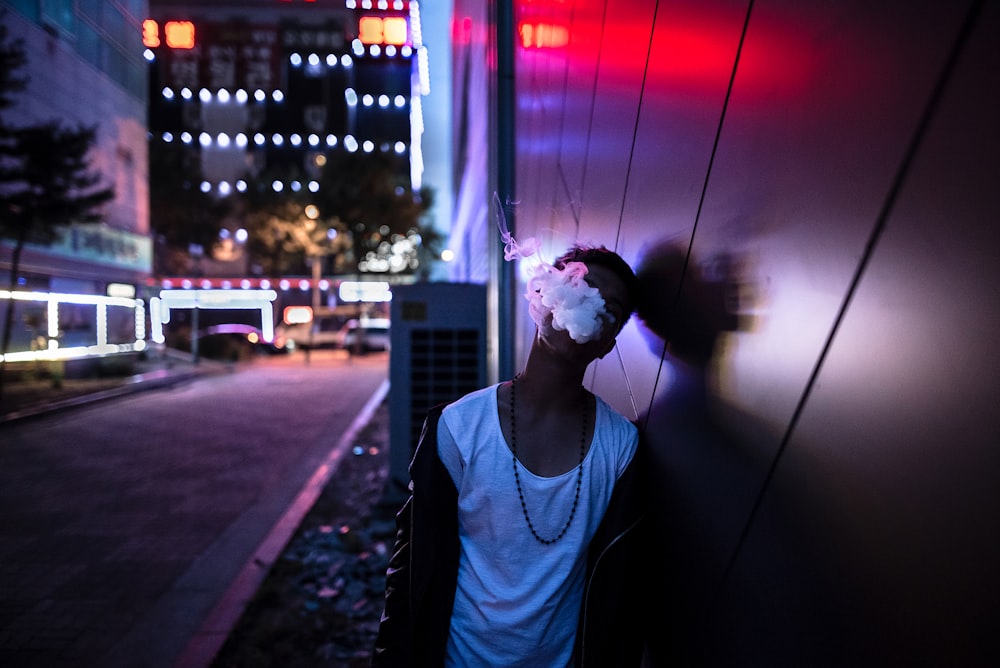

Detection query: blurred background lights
(162, 87), (174, 100)
(217, 89), (231, 103)
(363, 140), (375, 153)
(181, 87), (193, 100)
(235, 89), (248, 103)
(199, 88), (211, 102)
(200, 181), (211, 193)
(254, 89), (266, 102)
(290, 53), (302, 66)
(341, 54), (353, 67)
(272, 180), (284, 192)
(272, 90), (284, 102)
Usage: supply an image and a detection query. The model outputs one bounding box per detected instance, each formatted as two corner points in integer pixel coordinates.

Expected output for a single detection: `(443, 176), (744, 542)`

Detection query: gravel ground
(211, 399), (399, 667)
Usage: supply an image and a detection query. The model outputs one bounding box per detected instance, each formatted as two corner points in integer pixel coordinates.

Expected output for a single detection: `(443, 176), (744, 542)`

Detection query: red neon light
(142, 19), (160, 48)
(519, 22), (569, 49)
(358, 16), (409, 46)
(164, 21), (196, 49)
(382, 17), (408, 45)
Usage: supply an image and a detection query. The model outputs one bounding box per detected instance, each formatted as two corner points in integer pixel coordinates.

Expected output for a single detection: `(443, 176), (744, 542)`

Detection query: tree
(310, 150), (436, 275)
(234, 164), (351, 277)
(0, 19), (115, 402)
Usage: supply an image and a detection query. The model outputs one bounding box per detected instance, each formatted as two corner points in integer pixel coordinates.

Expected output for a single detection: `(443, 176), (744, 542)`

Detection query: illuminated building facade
(0, 2), (152, 362)
(145, 0), (428, 199)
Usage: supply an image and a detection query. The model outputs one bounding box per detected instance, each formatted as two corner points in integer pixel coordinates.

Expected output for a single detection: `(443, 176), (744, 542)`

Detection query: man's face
(538, 263), (632, 361)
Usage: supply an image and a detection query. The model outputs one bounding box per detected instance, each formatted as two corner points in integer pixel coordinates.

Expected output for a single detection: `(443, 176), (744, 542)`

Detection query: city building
(0, 1), (151, 362)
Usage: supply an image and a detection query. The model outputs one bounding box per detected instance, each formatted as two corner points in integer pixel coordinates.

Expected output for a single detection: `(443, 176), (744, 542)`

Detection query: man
(373, 245), (646, 667)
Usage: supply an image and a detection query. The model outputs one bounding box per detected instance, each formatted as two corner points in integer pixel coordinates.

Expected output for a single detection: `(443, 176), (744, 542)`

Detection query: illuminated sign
(107, 283), (136, 299)
(165, 21), (196, 49)
(142, 19), (160, 48)
(339, 281), (392, 303)
(358, 16), (409, 46)
(284, 306), (313, 325)
(519, 22), (569, 49)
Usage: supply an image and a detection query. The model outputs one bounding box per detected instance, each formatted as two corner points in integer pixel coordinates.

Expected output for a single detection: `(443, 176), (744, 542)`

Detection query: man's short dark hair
(554, 244), (640, 320)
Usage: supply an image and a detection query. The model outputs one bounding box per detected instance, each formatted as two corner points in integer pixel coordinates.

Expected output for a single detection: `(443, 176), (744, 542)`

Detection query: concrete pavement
(0, 349), (390, 667)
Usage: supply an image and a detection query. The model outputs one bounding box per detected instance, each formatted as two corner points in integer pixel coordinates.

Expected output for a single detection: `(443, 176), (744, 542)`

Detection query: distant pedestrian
(373, 245), (647, 667)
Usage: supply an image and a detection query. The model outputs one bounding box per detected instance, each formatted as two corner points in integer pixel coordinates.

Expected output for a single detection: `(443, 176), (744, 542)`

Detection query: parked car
(336, 318), (391, 354)
(275, 314), (348, 350)
(197, 324), (290, 358)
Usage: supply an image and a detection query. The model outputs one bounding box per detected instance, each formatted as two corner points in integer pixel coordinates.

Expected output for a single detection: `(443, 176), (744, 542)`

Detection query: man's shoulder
(442, 383), (498, 416)
(595, 395), (639, 433)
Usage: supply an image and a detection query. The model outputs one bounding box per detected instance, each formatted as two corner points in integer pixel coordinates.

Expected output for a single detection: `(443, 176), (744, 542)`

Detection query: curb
(0, 363), (227, 425)
(171, 377), (391, 668)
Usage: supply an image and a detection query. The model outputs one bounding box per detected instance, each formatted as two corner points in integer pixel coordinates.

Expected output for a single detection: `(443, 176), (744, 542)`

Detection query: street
(0, 350), (389, 668)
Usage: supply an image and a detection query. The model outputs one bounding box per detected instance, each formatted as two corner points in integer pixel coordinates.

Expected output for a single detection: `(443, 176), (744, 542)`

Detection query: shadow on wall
(634, 240), (848, 667)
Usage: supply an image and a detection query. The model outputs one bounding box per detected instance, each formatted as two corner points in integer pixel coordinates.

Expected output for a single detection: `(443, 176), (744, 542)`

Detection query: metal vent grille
(408, 328), (483, 447)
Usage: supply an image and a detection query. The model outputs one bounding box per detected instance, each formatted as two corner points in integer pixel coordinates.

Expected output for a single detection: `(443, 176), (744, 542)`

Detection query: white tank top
(437, 384), (638, 667)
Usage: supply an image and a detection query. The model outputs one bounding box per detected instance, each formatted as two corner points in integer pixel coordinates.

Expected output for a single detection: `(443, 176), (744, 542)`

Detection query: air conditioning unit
(387, 282), (487, 500)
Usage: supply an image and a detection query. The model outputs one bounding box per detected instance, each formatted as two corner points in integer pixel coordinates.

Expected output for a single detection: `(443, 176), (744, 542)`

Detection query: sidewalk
(0, 347), (225, 424)
(0, 347), (392, 667)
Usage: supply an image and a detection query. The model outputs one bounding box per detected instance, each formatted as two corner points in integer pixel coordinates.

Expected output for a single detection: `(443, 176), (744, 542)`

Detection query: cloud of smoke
(526, 261), (612, 343)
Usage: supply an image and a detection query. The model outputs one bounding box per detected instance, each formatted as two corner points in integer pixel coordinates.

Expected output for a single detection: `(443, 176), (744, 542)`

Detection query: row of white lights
(162, 86), (408, 109)
(193, 169), (399, 196)
(161, 130), (407, 152)
(346, 0), (408, 9)
(145, 40), (412, 69)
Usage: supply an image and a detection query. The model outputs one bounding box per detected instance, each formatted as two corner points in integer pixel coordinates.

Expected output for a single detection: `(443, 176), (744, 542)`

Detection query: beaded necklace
(510, 374), (587, 545)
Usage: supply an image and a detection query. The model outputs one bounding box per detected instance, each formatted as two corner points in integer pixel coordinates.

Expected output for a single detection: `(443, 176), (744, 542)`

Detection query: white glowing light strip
(151, 289), (278, 344)
(339, 281), (392, 303)
(410, 94), (424, 190)
(0, 290), (146, 363)
(0, 290), (137, 307)
(1, 342), (147, 363)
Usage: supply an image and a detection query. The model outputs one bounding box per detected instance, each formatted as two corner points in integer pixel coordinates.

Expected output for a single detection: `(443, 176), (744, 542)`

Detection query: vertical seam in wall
(641, 0), (757, 429)
(711, 0), (986, 614)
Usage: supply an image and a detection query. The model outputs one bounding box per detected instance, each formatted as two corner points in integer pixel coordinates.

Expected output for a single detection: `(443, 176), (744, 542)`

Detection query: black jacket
(372, 404), (648, 667)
